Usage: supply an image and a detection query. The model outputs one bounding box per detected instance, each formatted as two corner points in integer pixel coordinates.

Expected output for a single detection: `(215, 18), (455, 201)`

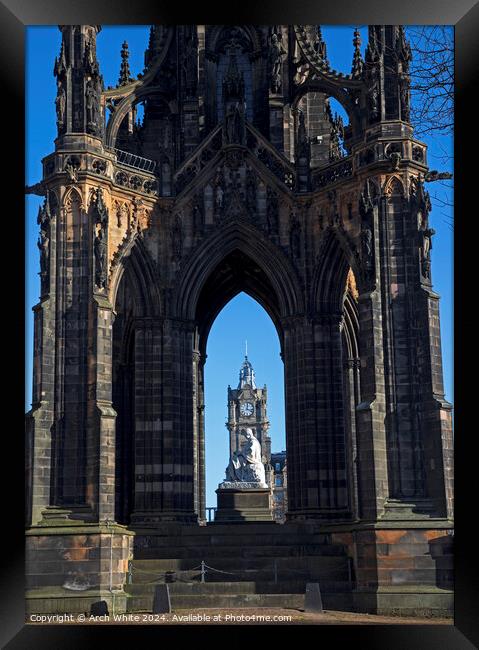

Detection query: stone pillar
(284, 315), (351, 520)
(418, 289), (453, 519)
(343, 357), (360, 521)
(85, 295), (117, 522)
(51, 190), (91, 513)
(130, 318), (197, 524)
(130, 318), (164, 522)
(196, 354), (207, 523)
(371, 183), (453, 519)
(355, 287), (389, 520)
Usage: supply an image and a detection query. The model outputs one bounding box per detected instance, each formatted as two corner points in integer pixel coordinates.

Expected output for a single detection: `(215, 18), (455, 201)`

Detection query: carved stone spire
(118, 40), (133, 86)
(396, 26), (412, 122)
(295, 109), (310, 191)
(53, 26), (103, 138)
(313, 25), (328, 67)
(351, 27), (364, 78)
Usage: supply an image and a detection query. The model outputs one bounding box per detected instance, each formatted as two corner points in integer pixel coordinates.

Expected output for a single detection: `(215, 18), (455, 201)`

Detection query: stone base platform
(25, 518), (453, 618)
(214, 487), (273, 523)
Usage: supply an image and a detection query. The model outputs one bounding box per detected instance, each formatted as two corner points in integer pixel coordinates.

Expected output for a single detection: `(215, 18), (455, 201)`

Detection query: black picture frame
(5, 0), (477, 647)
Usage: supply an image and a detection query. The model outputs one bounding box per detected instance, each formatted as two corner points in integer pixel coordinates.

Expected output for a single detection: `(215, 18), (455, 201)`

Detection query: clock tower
(226, 353), (272, 473)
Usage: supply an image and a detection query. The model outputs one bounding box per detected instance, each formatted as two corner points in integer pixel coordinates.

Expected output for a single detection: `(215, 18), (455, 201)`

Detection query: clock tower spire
(226, 351), (272, 477)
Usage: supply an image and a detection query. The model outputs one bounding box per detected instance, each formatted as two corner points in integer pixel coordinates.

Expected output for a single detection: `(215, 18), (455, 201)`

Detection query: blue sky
(25, 26), (453, 508)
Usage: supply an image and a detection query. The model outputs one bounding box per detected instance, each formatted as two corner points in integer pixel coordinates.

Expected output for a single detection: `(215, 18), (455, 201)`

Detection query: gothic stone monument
(26, 25), (453, 616)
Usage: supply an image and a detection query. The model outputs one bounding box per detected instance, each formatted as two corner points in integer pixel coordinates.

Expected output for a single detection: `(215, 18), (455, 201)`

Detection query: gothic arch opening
(190, 247), (287, 522)
(204, 292), (286, 522)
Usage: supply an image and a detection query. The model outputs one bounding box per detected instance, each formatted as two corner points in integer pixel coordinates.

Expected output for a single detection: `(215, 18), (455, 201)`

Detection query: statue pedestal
(214, 485), (273, 523)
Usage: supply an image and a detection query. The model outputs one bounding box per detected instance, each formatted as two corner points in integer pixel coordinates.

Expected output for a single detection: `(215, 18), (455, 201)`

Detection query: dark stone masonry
(25, 25), (453, 617)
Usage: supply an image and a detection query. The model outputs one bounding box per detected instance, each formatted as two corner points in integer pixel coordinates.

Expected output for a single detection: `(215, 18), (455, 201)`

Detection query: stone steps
(127, 592), (306, 611)
(134, 544), (347, 559)
(125, 582), (355, 612)
(130, 556), (350, 583)
(126, 580), (350, 596)
(125, 525), (355, 613)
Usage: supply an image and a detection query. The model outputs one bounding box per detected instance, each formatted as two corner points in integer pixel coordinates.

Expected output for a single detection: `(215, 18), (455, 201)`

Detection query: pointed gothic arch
(310, 228), (360, 315)
(110, 235), (161, 317)
(175, 220), (305, 327)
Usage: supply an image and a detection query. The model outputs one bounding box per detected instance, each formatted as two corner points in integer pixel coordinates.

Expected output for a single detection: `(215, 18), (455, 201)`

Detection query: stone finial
(313, 25), (329, 67)
(118, 41), (133, 86)
(351, 28), (364, 78)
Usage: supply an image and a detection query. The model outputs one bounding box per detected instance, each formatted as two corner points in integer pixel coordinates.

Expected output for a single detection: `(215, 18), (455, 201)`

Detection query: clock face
(240, 402), (254, 417)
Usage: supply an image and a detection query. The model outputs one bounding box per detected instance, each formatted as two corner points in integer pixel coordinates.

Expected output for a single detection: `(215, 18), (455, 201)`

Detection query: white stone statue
(221, 427), (267, 488)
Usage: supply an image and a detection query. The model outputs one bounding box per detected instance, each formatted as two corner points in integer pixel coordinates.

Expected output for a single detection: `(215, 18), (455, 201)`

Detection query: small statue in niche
(224, 101), (245, 145)
(361, 223), (374, 275)
(85, 78), (99, 127)
(368, 66), (380, 119)
(94, 226), (107, 289)
(37, 198), (51, 293)
(91, 188), (109, 289)
(55, 82), (66, 130)
(268, 30), (285, 94)
(399, 73), (411, 122)
(115, 202), (123, 228)
(94, 188), (108, 226)
(419, 226), (435, 280)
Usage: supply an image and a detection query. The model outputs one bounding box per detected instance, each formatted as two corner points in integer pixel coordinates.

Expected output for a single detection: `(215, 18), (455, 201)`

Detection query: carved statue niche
(413, 177), (434, 281)
(268, 29), (286, 94)
(360, 223), (373, 272)
(358, 181), (376, 281)
(419, 226), (435, 280)
(85, 78), (100, 130)
(224, 101), (245, 145)
(55, 81), (66, 131)
(366, 62), (380, 121)
(213, 169), (226, 221)
(92, 188), (109, 290)
(37, 195), (51, 295)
